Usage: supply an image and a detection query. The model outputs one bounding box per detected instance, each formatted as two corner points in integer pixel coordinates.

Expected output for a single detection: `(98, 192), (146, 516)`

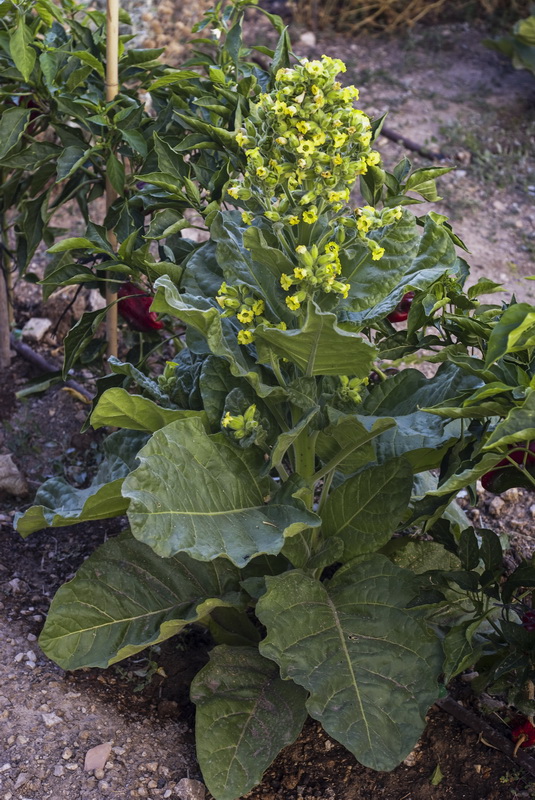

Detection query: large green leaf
(152, 276), (285, 401)
(316, 416), (395, 475)
(40, 531), (246, 670)
(483, 392), (535, 450)
(211, 212), (292, 324)
(257, 556), (442, 771)
(255, 300), (376, 377)
(343, 216), (458, 323)
(15, 430), (147, 536)
(91, 387), (206, 432)
(0, 106), (31, 160)
(122, 417), (320, 566)
(485, 303), (535, 365)
(322, 458), (413, 559)
(191, 645), (307, 800)
(340, 211), (419, 312)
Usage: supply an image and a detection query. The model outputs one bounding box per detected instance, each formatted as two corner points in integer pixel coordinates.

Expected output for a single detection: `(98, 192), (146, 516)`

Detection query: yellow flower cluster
(339, 375), (369, 404)
(226, 55), (379, 226)
(355, 205), (403, 260)
(222, 404), (259, 439)
(279, 241), (350, 312)
(216, 281), (286, 346)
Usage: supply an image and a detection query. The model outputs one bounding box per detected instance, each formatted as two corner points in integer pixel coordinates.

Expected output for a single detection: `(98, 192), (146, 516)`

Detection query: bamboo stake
(105, 0), (119, 361)
(0, 170), (11, 369)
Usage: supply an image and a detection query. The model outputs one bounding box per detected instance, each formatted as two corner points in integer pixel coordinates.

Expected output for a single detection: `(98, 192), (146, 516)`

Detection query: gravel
(0, 615), (200, 800)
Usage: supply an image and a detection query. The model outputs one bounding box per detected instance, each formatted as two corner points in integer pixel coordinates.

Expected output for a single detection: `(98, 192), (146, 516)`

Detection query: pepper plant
(14, 45), (535, 800)
(0, 0), (283, 366)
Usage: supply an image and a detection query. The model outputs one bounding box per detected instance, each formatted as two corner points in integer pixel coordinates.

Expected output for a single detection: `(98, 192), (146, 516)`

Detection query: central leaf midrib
(325, 594), (373, 757)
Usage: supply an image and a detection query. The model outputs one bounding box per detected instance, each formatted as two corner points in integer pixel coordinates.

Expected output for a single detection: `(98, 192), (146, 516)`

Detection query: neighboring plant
(484, 11), (535, 75)
(14, 43), (535, 800)
(0, 0), (283, 368)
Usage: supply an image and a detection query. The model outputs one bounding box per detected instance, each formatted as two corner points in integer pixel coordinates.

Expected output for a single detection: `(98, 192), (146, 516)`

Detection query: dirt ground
(1, 10), (535, 800)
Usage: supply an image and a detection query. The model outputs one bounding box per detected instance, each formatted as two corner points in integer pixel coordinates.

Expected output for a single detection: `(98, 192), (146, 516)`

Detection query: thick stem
(0, 267), (11, 370)
(105, 0), (120, 362)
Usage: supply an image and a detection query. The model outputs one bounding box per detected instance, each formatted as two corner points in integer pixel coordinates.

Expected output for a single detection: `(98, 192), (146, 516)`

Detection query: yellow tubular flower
(286, 295), (301, 311)
(280, 274), (293, 291)
(227, 185), (240, 200)
(241, 211), (254, 225)
(296, 245), (307, 254)
(367, 151), (381, 166)
(288, 216), (300, 225)
(294, 267), (308, 280)
(252, 300), (265, 316)
(221, 412), (233, 427)
(325, 241), (339, 254)
(237, 308), (254, 324)
(371, 247), (385, 261)
(295, 120), (310, 134)
(303, 209), (318, 224)
(237, 330), (254, 345)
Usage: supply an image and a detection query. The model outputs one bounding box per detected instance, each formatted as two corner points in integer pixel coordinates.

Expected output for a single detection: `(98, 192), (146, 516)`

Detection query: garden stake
(105, 0), (120, 361)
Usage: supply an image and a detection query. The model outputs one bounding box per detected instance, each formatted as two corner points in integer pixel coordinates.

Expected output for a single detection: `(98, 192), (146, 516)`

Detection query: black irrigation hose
(436, 696), (535, 778)
(380, 125), (448, 161)
(9, 335), (93, 402)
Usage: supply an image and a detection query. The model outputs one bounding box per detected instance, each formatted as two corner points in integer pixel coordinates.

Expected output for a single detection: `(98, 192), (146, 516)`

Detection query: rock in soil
(0, 454), (28, 497)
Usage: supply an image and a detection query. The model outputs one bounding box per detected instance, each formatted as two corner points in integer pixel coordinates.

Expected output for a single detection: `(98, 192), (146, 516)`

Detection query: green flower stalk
(222, 55), (403, 342)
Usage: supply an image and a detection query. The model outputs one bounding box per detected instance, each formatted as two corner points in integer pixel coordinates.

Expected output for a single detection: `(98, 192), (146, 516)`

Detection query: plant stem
(105, 0), (120, 362)
(317, 468), (334, 514)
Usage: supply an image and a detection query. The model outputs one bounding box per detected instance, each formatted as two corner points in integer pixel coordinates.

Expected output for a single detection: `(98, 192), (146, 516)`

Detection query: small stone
(299, 31), (316, 47)
(65, 763), (78, 771)
(98, 780), (111, 793)
(501, 487), (520, 503)
(148, 780), (158, 789)
(137, 789), (149, 798)
(0, 455), (28, 497)
(42, 711), (62, 728)
(84, 742), (113, 772)
(163, 792), (172, 799)
(324, 740), (333, 751)
(145, 762), (159, 773)
(62, 748), (73, 760)
(14, 653), (25, 663)
(26, 650), (36, 662)
(53, 765), (64, 777)
(21, 317), (52, 342)
(529, 504), (535, 520)
(94, 768), (105, 780)
(27, 633), (37, 641)
(488, 496), (505, 517)
(176, 778), (206, 800)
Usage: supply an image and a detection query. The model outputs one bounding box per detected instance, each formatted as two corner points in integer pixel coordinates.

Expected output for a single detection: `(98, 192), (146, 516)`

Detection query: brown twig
(9, 335), (93, 402)
(436, 696), (535, 778)
(380, 124), (448, 161)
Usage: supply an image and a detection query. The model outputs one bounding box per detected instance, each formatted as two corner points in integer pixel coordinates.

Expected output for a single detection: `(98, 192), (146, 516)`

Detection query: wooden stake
(0, 267), (11, 370)
(105, 0), (120, 361)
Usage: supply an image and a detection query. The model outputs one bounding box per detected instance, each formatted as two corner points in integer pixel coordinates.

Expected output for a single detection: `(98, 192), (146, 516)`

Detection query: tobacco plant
(14, 38), (535, 800)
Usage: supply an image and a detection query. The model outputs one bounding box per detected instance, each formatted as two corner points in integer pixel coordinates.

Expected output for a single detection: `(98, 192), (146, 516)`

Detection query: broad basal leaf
(257, 556), (442, 771)
(40, 531), (246, 670)
(122, 417), (320, 566)
(255, 300), (376, 377)
(192, 645), (307, 800)
(322, 458), (413, 559)
(91, 387), (206, 432)
(15, 430), (147, 536)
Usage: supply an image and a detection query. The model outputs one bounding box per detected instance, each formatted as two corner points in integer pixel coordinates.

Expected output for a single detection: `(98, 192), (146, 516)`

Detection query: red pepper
(387, 291), (415, 323)
(521, 610), (535, 632)
(512, 719), (535, 748)
(480, 442), (535, 494)
(117, 282), (164, 332)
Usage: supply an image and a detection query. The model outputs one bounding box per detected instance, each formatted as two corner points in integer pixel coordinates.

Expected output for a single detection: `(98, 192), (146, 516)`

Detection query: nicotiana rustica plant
(15, 42), (535, 800)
